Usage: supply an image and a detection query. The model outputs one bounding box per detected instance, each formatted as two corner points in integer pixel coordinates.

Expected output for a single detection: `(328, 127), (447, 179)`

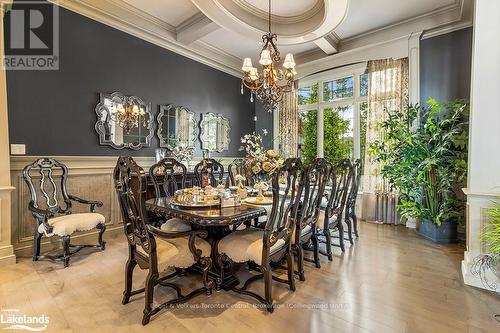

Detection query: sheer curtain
(362, 58), (409, 224)
(279, 86), (299, 158)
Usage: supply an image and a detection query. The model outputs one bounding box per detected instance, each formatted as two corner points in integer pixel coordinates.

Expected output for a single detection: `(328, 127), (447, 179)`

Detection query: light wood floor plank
(1, 222), (499, 333)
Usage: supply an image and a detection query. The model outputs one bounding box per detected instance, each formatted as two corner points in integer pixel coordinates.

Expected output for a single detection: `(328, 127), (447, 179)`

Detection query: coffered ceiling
(54, 0), (472, 76)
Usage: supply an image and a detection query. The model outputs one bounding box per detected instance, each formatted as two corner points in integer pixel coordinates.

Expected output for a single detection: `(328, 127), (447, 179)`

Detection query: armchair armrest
(68, 195), (103, 212)
(147, 225), (209, 261)
(28, 202), (54, 234)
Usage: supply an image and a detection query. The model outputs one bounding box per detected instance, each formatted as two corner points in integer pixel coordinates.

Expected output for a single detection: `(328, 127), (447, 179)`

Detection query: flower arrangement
(239, 131), (284, 179)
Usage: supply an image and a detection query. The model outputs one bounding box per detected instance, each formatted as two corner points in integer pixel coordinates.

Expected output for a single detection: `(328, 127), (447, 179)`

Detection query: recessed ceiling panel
(241, 0), (319, 17)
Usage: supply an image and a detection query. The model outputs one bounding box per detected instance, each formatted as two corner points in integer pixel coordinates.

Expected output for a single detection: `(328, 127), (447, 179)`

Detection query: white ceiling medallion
(191, 0), (349, 45)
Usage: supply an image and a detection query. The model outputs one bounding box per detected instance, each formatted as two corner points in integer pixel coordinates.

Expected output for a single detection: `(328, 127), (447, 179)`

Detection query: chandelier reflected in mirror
(240, 0), (297, 113)
(111, 97), (147, 134)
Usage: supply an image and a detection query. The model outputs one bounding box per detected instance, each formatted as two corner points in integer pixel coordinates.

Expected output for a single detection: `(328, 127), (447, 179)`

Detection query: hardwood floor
(1, 222), (499, 333)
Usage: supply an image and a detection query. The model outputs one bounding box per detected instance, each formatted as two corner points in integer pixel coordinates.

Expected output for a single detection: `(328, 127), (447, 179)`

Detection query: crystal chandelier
(111, 97), (147, 134)
(240, 0), (296, 112)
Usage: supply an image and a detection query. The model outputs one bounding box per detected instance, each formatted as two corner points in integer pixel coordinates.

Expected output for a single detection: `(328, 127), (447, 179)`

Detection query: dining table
(145, 196), (269, 288)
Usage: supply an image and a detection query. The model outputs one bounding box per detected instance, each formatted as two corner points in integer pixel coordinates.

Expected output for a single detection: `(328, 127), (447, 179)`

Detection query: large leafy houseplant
(370, 99), (469, 228)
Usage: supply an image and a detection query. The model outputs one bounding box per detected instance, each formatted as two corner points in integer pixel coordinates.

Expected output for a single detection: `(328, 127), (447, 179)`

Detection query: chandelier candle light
(111, 97), (147, 134)
(241, 0), (296, 112)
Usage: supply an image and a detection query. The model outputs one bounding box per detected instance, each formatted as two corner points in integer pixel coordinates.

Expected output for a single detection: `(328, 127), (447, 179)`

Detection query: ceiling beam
(176, 12), (220, 45)
(313, 34), (339, 55)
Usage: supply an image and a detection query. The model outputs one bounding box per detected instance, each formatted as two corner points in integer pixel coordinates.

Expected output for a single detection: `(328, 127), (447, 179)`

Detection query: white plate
(243, 197), (273, 205)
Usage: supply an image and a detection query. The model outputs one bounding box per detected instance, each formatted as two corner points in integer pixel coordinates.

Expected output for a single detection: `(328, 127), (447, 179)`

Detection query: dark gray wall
(420, 27), (472, 105)
(6, 4), (255, 157)
(255, 101), (274, 149)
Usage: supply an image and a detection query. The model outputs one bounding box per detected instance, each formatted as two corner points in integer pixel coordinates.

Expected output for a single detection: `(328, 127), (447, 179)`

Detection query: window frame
(298, 63), (368, 160)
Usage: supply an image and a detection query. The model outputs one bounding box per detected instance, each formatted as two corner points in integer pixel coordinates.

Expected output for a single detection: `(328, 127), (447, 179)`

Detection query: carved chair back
(346, 159), (361, 211)
(114, 157), (156, 259)
(263, 158), (303, 256)
(325, 159), (353, 222)
(228, 158), (253, 186)
(149, 158), (187, 198)
(23, 158), (73, 219)
(298, 158), (331, 231)
(194, 158), (224, 187)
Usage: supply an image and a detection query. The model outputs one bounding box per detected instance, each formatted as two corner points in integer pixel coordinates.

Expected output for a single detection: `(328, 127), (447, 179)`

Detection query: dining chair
(217, 158), (303, 312)
(114, 156), (213, 325)
(23, 158), (106, 267)
(194, 158), (224, 187)
(228, 158), (250, 186)
(319, 159), (353, 259)
(345, 159), (362, 238)
(149, 157), (187, 198)
(149, 158), (192, 232)
(293, 158), (330, 281)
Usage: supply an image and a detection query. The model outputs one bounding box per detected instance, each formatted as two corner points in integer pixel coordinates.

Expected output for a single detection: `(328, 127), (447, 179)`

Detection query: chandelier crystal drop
(111, 98), (147, 134)
(240, 0), (296, 112)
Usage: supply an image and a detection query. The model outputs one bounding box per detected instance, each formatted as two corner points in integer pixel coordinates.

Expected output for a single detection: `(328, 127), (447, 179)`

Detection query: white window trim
(298, 62), (368, 160)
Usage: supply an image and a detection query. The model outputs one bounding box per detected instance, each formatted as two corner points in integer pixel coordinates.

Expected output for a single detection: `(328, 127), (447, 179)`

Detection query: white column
(461, 0), (500, 290)
(408, 31), (422, 105)
(0, 5), (16, 266)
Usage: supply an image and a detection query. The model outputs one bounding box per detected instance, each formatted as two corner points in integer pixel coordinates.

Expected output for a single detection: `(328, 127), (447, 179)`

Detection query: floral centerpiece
(239, 130), (284, 181)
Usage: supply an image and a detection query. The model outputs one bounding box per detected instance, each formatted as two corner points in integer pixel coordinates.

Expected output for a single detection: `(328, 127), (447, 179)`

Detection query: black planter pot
(419, 219), (458, 244)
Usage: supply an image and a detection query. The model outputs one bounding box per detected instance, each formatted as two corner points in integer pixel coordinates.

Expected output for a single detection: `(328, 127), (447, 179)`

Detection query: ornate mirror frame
(156, 104), (198, 150)
(199, 112), (231, 153)
(94, 92), (154, 150)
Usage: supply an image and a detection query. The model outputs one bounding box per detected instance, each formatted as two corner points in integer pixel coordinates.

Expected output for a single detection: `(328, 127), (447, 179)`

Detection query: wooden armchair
(217, 158), (303, 312)
(228, 158), (253, 186)
(294, 158), (330, 280)
(319, 159), (353, 258)
(114, 157), (212, 325)
(345, 159), (362, 238)
(22, 158), (106, 267)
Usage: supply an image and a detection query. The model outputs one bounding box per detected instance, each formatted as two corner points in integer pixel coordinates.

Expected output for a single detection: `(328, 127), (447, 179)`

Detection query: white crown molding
(48, 0), (473, 79)
(49, 0), (242, 77)
(176, 12), (220, 45)
(232, 0), (324, 25)
(338, 0), (469, 52)
(192, 0), (348, 45)
(296, 0), (472, 72)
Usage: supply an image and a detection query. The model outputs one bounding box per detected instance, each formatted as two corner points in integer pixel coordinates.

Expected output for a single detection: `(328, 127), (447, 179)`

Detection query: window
(298, 83), (318, 105)
(298, 64), (368, 165)
(360, 73), (368, 97)
(323, 77), (353, 102)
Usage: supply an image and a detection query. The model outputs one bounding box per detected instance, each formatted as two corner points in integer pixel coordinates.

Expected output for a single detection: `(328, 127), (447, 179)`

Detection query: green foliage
(369, 99), (469, 225)
(301, 110), (318, 164)
(324, 108), (351, 163)
(482, 201), (500, 254)
(300, 82), (353, 165)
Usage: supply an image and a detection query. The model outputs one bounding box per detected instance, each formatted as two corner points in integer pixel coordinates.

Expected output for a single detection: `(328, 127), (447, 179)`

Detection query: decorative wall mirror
(157, 105), (197, 150)
(199, 113), (231, 153)
(94, 92), (154, 150)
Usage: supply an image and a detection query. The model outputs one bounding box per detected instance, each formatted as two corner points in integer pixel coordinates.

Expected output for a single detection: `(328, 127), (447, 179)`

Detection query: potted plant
(471, 201), (500, 293)
(370, 99), (469, 243)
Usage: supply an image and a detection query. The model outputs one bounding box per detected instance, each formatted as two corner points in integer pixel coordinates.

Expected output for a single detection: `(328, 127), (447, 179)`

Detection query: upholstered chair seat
(218, 228), (286, 265)
(292, 225), (312, 243)
(160, 218), (191, 232)
(39, 213), (105, 237)
(153, 237), (211, 269)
